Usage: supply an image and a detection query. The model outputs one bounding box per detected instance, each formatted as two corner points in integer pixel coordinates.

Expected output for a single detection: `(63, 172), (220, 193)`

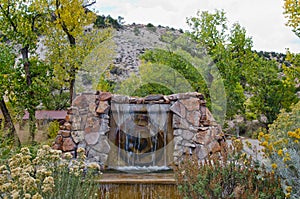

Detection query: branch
(0, 3), (17, 32)
(83, 1), (96, 8)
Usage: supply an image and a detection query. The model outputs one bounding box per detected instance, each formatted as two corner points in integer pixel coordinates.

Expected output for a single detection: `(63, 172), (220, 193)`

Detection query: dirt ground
(15, 123), (50, 144)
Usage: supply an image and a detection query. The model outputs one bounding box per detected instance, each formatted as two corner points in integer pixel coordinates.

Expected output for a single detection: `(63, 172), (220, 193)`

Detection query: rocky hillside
(110, 24), (182, 82)
(107, 24), (289, 83)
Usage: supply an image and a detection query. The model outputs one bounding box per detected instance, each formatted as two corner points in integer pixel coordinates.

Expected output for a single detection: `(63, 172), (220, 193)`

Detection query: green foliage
(259, 101), (300, 198)
(96, 73), (116, 92)
(47, 121), (60, 139)
(94, 15), (123, 29)
(140, 49), (208, 95)
(0, 43), (16, 97)
(187, 9), (298, 126)
(0, 129), (16, 165)
(133, 26), (141, 36)
(0, 0), (53, 141)
(132, 83), (173, 97)
(116, 48), (210, 99)
(0, 146), (101, 199)
(175, 139), (284, 198)
(246, 56), (298, 126)
(43, 89), (70, 110)
(187, 10), (249, 118)
(146, 23), (157, 32)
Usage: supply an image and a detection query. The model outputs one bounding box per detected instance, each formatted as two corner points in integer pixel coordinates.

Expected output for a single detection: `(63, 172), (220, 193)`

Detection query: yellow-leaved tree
(42, 0), (115, 104)
(284, 0), (300, 37)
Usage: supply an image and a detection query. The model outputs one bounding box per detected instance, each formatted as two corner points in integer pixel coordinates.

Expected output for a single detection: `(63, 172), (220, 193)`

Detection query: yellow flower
(286, 186), (292, 193)
(285, 193), (291, 198)
(271, 163), (277, 169)
(277, 149), (283, 156)
(260, 141), (268, 147)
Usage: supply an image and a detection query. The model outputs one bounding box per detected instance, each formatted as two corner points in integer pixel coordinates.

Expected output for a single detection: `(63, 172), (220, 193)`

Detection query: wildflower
(88, 163), (101, 171)
(42, 145), (51, 151)
(285, 193), (291, 198)
(271, 163), (277, 169)
(11, 190), (19, 199)
(32, 193), (43, 199)
(240, 153), (247, 159)
(245, 141), (252, 148)
(24, 193), (31, 199)
(64, 152), (73, 160)
(0, 165), (7, 172)
(277, 149), (283, 156)
(42, 176), (55, 193)
(77, 147), (85, 153)
(286, 186), (292, 193)
(20, 147), (31, 155)
(260, 141), (268, 147)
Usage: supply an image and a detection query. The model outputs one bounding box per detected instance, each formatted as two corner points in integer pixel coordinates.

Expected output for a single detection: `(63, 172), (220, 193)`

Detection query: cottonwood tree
(0, 43), (20, 146)
(187, 10), (298, 128)
(187, 10), (248, 118)
(0, 0), (50, 142)
(42, 0), (114, 104)
(284, 0), (300, 37)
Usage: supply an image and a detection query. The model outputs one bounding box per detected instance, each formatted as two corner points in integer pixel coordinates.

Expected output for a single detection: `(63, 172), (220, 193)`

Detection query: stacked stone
(52, 92), (111, 166)
(52, 91), (226, 168)
(168, 92), (226, 163)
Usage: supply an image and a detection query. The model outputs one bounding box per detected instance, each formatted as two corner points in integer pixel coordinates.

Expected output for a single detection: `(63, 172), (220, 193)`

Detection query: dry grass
(15, 123), (50, 144)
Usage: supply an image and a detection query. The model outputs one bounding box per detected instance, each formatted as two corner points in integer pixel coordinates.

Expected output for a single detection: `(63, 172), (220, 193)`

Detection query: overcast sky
(92, 0), (300, 53)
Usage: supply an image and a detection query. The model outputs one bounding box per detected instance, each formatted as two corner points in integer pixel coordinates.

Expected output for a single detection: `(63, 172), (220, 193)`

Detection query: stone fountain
(52, 91), (226, 198)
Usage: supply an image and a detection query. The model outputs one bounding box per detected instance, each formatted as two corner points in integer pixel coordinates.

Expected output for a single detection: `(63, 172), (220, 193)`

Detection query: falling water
(108, 103), (173, 171)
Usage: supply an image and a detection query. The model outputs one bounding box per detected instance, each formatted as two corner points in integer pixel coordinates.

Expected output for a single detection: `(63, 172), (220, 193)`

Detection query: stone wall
(52, 91), (226, 168)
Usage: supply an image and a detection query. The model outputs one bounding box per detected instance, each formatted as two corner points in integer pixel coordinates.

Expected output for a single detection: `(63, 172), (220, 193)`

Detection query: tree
(0, 43), (20, 146)
(0, 0), (48, 142)
(246, 56), (298, 128)
(187, 9), (298, 127)
(284, 0), (300, 37)
(42, 0), (104, 104)
(187, 10), (248, 118)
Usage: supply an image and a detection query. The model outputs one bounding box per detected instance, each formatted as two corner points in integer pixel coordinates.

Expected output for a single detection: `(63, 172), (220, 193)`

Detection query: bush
(0, 145), (101, 199)
(146, 23), (156, 32)
(259, 101), (300, 198)
(47, 121), (60, 139)
(175, 138), (284, 199)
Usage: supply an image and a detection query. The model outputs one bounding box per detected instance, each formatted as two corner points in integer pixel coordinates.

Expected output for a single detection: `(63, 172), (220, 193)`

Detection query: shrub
(259, 101), (300, 198)
(0, 145), (101, 199)
(47, 121), (60, 139)
(146, 23), (156, 32)
(175, 138), (284, 199)
(133, 26), (140, 36)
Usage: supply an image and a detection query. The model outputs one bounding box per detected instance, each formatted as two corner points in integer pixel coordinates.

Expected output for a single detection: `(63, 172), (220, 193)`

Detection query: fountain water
(108, 103), (173, 172)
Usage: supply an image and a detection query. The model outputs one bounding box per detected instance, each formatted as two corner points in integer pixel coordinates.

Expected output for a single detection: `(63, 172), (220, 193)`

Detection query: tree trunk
(28, 109), (36, 143)
(0, 98), (20, 146)
(69, 78), (75, 105)
(21, 45), (36, 143)
(67, 34), (76, 105)
(21, 46), (31, 86)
